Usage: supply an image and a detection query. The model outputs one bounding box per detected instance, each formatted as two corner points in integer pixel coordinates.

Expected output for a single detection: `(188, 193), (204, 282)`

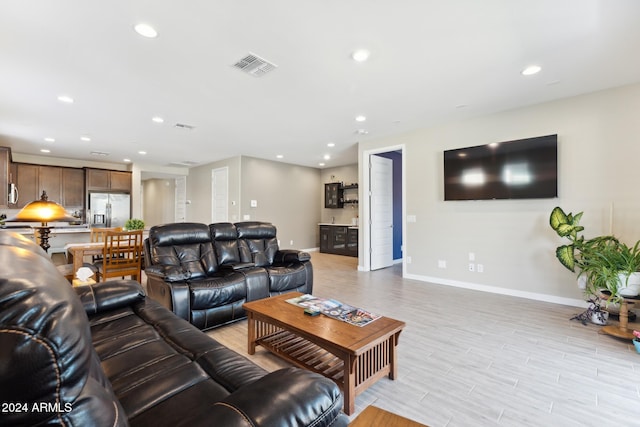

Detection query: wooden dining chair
(94, 229), (143, 282)
(90, 227), (122, 261)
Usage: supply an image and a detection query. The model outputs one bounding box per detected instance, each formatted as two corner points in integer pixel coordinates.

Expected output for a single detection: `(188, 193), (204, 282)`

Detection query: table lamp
(6, 190), (77, 252)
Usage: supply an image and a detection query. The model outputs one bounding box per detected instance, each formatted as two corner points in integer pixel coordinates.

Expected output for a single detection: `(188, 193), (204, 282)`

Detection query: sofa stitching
(307, 393), (343, 427)
(87, 284), (98, 314)
(212, 402), (255, 426)
(0, 329), (66, 426)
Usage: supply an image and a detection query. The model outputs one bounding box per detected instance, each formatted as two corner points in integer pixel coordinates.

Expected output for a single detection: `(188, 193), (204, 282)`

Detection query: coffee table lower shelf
(250, 321), (399, 415)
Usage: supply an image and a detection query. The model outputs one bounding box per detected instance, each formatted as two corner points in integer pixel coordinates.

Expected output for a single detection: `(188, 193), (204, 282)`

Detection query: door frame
(359, 143), (406, 273)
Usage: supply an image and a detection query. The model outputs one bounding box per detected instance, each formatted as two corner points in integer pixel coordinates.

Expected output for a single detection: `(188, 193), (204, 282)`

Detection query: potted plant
(633, 330), (640, 353)
(124, 218), (145, 231)
(549, 206), (639, 306)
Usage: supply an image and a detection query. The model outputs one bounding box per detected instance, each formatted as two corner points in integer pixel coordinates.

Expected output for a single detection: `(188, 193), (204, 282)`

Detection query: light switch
(250, 200), (258, 208)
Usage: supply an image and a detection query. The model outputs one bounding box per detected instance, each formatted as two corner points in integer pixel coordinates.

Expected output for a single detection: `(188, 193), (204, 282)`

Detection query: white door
(175, 176), (187, 222)
(212, 167), (229, 222)
(370, 155), (394, 270)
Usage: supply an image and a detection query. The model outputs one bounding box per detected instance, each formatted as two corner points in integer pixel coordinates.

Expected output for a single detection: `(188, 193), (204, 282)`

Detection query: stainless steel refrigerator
(88, 192), (131, 228)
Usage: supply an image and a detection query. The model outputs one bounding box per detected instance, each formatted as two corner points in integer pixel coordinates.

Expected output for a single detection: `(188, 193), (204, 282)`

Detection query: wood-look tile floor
(207, 253), (640, 426)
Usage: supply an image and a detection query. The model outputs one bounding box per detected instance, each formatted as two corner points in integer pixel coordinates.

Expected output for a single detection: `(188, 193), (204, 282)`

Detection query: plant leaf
(550, 207), (568, 231)
(556, 245), (576, 272)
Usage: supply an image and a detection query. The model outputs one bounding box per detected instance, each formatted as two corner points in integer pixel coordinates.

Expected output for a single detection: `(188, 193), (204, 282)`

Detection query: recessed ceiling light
(123, 158), (131, 163)
(522, 65), (542, 76)
(352, 49), (370, 62)
(276, 154), (284, 159)
(44, 137), (55, 142)
(40, 149), (51, 153)
(80, 136), (91, 142)
(138, 151), (147, 155)
(134, 23), (158, 38)
(327, 142), (335, 148)
(319, 162), (325, 167)
(323, 154), (331, 160)
(152, 116), (164, 123)
(355, 115), (366, 122)
(57, 95), (74, 104)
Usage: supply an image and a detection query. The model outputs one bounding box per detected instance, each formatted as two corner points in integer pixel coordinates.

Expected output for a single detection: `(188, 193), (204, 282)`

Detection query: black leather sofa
(145, 221), (313, 330)
(0, 231), (348, 427)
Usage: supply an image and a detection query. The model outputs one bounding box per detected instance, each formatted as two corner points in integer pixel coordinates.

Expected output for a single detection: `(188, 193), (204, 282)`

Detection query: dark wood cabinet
(319, 225), (358, 257)
(10, 163), (38, 208)
(62, 168), (85, 207)
(0, 147), (9, 208)
(324, 182), (358, 209)
(324, 183), (343, 208)
(38, 165), (63, 203)
(86, 168), (131, 192)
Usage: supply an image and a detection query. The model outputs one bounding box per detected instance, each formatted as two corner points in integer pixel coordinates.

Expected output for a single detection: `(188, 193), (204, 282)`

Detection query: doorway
(361, 145), (405, 272)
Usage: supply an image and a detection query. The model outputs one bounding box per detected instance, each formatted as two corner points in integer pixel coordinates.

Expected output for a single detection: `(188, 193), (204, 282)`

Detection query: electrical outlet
(468, 263), (475, 272)
(438, 260), (447, 268)
(406, 256), (412, 264)
(477, 264), (484, 273)
(469, 252), (475, 261)
(290, 240), (294, 246)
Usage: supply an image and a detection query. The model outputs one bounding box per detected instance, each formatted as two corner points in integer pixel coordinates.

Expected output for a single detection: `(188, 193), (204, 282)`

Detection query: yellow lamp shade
(8, 191), (77, 224)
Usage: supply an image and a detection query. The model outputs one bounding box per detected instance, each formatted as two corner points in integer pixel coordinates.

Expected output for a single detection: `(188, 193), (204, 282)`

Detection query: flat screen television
(443, 134), (558, 201)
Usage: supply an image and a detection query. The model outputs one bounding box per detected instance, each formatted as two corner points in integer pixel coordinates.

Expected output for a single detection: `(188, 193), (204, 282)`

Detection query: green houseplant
(124, 218), (145, 231)
(549, 206), (640, 305)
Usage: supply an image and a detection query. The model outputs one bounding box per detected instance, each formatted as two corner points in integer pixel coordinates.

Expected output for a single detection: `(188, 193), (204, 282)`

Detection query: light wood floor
(207, 253), (640, 426)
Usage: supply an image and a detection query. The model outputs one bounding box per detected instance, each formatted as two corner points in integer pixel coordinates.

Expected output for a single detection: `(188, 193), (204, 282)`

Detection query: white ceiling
(1, 0), (640, 170)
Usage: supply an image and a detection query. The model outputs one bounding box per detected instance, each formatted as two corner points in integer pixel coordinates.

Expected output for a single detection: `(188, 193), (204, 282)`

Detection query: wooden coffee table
(243, 292), (405, 415)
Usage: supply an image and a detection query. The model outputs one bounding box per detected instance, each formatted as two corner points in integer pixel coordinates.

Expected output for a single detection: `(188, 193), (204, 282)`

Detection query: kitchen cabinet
(10, 164), (38, 208)
(324, 182), (358, 209)
(319, 225), (358, 257)
(86, 168), (132, 192)
(9, 164), (84, 209)
(62, 168), (85, 207)
(324, 183), (343, 208)
(0, 147), (9, 208)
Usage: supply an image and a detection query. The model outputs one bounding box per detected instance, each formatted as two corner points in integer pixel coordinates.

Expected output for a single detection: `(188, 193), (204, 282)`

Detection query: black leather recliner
(0, 231), (348, 427)
(145, 221), (312, 330)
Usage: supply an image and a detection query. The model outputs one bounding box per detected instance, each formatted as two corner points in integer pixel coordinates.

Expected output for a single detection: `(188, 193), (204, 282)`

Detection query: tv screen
(443, 134), (558, 201)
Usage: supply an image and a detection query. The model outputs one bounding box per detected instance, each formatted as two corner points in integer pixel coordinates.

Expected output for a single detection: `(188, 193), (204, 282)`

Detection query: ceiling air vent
(90, 151), (110, 156)
(233, 53), (277, 77)
(174, 123), (196, 130)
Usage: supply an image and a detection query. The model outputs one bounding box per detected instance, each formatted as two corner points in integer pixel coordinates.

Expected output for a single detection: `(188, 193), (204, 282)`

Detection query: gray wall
(359, 82), (640, 304)
(142, 178), (176, 228)
(186, 155), (321, 250)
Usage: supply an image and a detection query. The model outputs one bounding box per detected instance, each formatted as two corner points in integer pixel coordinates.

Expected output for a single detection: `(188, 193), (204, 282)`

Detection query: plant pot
(633, 339), (640, 354)
(617, 272), (640, 297)
(591, 310), (609, 325)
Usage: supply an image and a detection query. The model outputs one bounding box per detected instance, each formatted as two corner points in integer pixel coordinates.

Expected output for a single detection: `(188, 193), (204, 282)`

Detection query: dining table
(64, 241), (105, 274)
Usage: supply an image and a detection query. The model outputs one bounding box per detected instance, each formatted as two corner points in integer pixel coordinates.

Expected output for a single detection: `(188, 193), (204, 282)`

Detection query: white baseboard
(403, 273), (587, 308)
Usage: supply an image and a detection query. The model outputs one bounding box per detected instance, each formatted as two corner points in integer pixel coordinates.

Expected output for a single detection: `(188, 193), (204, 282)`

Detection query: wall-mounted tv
(443, 134), (558, 201)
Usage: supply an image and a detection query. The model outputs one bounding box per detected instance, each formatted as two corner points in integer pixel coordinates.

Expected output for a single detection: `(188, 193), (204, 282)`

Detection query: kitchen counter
(318, 223), (359, 228)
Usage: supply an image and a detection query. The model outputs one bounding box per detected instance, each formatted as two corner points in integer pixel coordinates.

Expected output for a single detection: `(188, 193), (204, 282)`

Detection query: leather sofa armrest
(145, 264), (191, 282)
(219, 262), (256, 271)
(209, 367), (347, 427)
(75, 280), (145, 315)
(274, 249), (311, 263)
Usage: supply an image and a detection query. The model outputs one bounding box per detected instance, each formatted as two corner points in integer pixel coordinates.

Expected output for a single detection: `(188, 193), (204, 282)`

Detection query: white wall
(142, 179), (176, 227)
(359, 83), (640, 305)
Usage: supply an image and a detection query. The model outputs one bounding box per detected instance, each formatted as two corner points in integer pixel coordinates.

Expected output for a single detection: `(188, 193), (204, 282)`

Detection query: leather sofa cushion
(188, 272), (247, 310)
(149, 223), (219, 277)
(236, 222), (279, 265)
(267, 264), (308, 292)
(210, 222), (243, 265)
(0, 232), (126, 427)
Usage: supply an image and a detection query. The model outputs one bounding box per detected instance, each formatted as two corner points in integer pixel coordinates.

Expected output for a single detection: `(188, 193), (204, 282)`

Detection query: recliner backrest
(235, 222), (279, 267)
(148, 222), (218, 277)
(210, 222), (242, 265)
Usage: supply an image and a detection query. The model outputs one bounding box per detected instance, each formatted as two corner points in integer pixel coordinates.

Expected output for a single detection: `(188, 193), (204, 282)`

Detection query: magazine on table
(285, 294), (381, 327)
